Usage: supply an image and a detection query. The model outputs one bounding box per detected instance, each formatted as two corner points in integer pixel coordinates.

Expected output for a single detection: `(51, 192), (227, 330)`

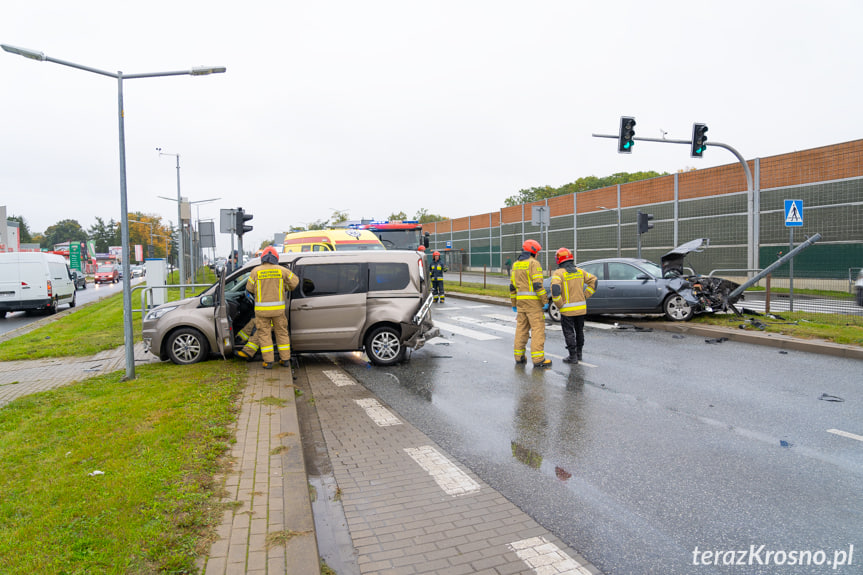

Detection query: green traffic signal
(691, 123), (708, 158)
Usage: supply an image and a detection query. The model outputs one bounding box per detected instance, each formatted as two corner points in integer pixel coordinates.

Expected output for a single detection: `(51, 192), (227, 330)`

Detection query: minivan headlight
(145, 305), (178, 321)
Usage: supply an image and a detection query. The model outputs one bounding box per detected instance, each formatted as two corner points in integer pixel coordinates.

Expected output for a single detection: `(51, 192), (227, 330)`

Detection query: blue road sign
(784, 199), (803, 227)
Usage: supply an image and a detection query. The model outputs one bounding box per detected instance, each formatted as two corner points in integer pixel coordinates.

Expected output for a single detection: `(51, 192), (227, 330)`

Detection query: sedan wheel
(365, 326), (405, 366)
(166, 327), (210, 364)
(547, 301), (562, 323)
(663, 294), (694, 321)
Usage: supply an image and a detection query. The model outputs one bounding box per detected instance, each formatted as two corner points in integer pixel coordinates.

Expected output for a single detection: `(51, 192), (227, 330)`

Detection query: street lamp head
(190, 66), (226, 76)
(1, 43), (46, 61)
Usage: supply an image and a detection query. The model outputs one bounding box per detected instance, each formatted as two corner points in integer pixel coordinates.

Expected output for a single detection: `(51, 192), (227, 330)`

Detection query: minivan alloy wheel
(365, 326), (405, 366)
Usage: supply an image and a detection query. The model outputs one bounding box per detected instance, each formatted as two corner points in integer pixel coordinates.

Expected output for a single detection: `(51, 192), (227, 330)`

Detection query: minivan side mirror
(200, 295), (215, 307)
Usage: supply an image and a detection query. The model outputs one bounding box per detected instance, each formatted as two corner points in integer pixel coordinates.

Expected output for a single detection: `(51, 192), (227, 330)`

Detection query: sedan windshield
(639, 261), (663, 278)
(97, 266), (113, 272)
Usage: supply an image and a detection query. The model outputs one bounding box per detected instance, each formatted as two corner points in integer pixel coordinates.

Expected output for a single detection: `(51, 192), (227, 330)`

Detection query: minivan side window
(368, 262), (409, 292)
(299, 263), (366, 297)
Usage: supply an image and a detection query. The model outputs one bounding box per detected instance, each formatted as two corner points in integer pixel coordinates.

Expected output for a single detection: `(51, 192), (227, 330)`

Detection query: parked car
(545, 239), (741, 322)
(0, 252), (77, 317)
(70, 269), (87, 290)
(131, 265), (145, 278)
(142, 250), (439, 366)
(95, 265), (119, 284)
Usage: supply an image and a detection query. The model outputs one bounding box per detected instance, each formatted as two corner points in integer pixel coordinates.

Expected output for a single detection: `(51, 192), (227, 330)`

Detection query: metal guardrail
(131, 283), (213, 314)
(708, 268), (763, 279)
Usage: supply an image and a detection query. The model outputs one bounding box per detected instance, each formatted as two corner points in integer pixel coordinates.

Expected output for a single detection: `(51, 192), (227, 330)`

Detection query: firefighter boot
(262, 362), (273, 370)
(534, 358), (553, 369)
(515, 356), (527, 366)
(562, 349), (578, 364)
(279, 359), (290, 367)
(576, 348), (583, 362)
(234, 350), (252, 361)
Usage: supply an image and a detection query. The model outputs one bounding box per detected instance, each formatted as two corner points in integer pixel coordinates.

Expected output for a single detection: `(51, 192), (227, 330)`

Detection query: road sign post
(784, 200), (803, 311)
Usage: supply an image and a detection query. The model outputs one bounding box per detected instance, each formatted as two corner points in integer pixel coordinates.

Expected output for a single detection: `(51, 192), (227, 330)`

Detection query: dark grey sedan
(70, 269), (87, 290)
(545, 251), (741, 322)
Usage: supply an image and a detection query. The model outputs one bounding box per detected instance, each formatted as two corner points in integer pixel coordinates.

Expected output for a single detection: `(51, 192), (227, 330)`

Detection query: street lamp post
(2, 43), (225, 381)
(156, 150), (186, 298)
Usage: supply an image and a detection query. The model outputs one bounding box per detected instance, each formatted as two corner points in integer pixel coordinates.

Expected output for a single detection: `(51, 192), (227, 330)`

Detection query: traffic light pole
(592, 133), (756, 274)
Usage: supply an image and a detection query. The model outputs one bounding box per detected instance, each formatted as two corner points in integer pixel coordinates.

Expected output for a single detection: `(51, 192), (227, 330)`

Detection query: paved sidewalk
(199, 361), (319, 575)
(0, 342), (157, 407)
(304, 362), (600, 575)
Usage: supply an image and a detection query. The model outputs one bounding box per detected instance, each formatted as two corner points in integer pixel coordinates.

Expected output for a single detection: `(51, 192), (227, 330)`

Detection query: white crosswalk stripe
(432, 320), (500, 340)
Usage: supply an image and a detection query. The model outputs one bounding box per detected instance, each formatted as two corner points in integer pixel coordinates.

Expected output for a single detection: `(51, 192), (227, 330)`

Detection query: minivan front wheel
(166, 327), (210, 364)
(365, 326), (405, 366)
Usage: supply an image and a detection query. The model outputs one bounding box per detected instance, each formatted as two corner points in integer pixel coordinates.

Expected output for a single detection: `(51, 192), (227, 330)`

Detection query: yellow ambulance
(282, 229), (385, 252)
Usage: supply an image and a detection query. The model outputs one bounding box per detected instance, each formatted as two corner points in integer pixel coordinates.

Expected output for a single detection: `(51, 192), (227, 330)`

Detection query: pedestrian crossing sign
(784, 199), (803, 227)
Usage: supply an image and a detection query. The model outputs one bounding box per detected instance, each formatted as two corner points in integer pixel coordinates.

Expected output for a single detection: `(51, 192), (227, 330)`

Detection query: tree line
(8, 213), (175, 258)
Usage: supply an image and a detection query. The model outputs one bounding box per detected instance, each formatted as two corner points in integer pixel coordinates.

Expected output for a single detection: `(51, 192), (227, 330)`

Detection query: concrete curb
(446, 292), (863, 360)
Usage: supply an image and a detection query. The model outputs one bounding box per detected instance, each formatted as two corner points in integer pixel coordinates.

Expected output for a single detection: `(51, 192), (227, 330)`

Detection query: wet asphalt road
(321, 300), (862, 575)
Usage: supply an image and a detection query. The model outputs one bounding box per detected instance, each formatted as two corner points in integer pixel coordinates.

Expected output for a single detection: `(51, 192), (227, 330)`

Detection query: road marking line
(827, 429), (863, 442)
(355, 398), (402, 426)
(323, 370), (355, 386)
(507, 536), (593, 575)
(404, 445), (480, 496)
(451, 315), (516, 335)
(432, 320), (500, 341)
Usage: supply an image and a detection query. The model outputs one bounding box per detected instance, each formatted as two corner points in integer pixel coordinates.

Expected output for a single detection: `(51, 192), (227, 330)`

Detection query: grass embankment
(444, 280), (863, 347)
(0, 361), (245, 574)
(0, 267), (219, 362)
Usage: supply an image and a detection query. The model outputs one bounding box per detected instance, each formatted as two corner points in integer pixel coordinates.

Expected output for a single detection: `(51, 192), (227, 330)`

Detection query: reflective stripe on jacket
(246, 263), (299, 317)
(509, 255), (547, 310)
(551, 264), (597, 317)
(429, 261), (447, 279)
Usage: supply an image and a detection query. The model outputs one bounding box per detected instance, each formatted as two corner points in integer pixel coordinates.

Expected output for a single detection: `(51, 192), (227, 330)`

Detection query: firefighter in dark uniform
(510, 239), (551, 368)
(550, 247), (597, 364)
(235, 246), (299, 369)
(429, 251), (447, 303)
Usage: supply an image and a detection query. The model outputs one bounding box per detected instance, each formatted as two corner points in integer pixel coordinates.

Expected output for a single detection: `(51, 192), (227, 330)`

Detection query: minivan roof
(240, 249), (423, 269)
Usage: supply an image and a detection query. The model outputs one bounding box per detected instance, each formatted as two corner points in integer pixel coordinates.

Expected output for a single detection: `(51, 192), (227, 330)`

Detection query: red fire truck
(349, 220), (430, 250)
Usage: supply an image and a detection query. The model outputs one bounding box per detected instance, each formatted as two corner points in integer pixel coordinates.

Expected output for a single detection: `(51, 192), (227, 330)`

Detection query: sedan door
(603, 262), (661, 312)
(579, 262), (609, 312)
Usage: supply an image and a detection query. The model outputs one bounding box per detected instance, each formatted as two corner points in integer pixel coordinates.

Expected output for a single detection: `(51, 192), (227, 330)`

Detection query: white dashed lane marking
(323, 370), (355, 386)
(431, 320), (500, 341)
(507, 536), (593, 575)
(827, 429), (863, 443)
(355, 398), (402, 427)
(403, 445), (481, 496)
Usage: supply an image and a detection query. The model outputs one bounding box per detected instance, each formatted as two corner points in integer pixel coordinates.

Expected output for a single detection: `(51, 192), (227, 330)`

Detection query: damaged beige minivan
(142, 250), (439, 366)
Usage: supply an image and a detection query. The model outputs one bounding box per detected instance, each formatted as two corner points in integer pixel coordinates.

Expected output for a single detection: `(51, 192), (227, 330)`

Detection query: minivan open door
(214, 267), (232, 358)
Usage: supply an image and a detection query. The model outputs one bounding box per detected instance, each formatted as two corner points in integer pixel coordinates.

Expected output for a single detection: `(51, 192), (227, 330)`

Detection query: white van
(0, 252), (77, 317)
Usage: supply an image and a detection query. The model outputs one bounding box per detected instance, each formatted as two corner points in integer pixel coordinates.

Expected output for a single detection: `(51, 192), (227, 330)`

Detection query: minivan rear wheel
(166, 327), (210, 364)
(365, 326), (405, 366)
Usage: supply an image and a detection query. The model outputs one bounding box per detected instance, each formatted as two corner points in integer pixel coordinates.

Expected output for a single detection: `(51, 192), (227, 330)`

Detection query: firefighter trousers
(560, 315), (585, 354)
(432, 278), (445, 301)
(514, 308), (545, 364)
(242, 313), (290, 363)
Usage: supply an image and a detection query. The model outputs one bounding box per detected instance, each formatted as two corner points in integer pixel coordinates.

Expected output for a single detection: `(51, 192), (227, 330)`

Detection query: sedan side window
(580, 263), (604, 280)
(607, 263), (642, 281)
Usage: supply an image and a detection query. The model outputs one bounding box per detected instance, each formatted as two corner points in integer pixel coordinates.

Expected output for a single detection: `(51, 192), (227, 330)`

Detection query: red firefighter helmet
(522, 239), (541, 255)
(556, 247), (574, 265)
(432, 251), (441, 257)
(418, 245), (426, 252)
(261, 246), (280, 263)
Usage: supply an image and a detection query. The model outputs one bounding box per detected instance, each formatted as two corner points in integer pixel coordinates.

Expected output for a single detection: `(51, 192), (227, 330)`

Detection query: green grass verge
(0, 292), (141, 361)
(0, 360), (246, 574)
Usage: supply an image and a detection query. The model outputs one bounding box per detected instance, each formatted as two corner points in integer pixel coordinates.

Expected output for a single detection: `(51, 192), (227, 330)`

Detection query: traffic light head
(691, 123), (708, 158)
(637, 210), (654, 234)
(235, 208), (253, 237)
(618, 116), (636, 154)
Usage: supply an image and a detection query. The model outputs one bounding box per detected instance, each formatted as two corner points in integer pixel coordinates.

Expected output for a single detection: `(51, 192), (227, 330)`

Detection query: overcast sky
(2, 1), (861, 256)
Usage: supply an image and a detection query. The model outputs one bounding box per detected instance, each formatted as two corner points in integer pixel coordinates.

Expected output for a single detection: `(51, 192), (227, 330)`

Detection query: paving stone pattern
(306, 363), (599, 575)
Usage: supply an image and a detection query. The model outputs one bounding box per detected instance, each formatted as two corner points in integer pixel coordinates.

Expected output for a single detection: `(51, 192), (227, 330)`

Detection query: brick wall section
(576, 186), (618, 213)
(469, 213), (492, 230)
(452, 216), (469, 233)
(548, 194), (574, 217)
(678, 162), (751, 200)
(501, 205), (522, 224)
(760, 139), (863, 189)
(622, 174), (675, 206)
